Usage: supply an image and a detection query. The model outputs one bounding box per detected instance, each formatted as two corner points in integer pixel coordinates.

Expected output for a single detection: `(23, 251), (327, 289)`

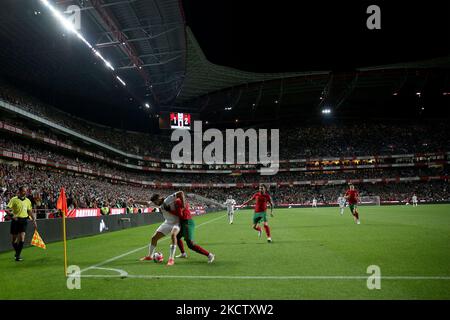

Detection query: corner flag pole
(57, 187), (68, 276)
(62, 207), (68, 276)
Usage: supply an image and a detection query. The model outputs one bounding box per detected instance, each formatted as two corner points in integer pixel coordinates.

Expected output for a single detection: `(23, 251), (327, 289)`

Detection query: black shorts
(10, 218), (28, 235)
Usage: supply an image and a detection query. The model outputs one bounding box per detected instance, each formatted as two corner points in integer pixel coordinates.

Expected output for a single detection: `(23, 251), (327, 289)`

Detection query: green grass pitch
(1, 204), (449, 299)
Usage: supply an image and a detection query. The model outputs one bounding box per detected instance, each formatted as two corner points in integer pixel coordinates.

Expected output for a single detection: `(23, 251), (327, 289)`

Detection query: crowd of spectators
(0, 163), (209, 214)
(1, 84), (449, 161)
(190, 181), (450, 205)
(1, 83), (449, 216)
(1, 161), (449, 216)
(279, 123), (450, 158)
(0, 84), (168, 156)
(0, 163), (146, 211)
(0, 133), (447, 185)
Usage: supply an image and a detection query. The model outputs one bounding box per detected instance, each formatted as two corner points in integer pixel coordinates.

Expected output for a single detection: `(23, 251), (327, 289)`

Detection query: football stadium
(0, 0), (449, 303)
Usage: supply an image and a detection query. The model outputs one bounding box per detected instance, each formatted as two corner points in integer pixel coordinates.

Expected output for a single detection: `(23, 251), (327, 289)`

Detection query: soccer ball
(153, 252), (164, 263)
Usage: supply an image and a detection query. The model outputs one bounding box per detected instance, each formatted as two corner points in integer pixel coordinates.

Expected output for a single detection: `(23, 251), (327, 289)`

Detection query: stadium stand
(1, 85), (449, 160)
(1, 85), (449, 215)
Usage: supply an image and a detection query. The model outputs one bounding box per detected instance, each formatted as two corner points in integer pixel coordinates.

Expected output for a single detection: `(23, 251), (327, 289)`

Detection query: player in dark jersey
(241, 185), (274, 243)
(344, 184), (361, 224)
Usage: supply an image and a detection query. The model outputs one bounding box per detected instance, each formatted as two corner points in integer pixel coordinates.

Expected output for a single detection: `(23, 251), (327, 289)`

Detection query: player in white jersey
(412, 194), (418, 207)
(312, 198), (318, 208)
(138, 192), (183, 265)
(338, 195), (346, 215)
(224, 195), (237, 224)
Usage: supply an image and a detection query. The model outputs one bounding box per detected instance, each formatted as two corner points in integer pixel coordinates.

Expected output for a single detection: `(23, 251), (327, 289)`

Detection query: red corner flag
(56, 187), (68, 216)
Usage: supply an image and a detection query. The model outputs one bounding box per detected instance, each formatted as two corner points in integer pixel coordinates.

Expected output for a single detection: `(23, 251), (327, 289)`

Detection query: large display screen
(170, 112), (191, 129)
(159, 112), (197, 130)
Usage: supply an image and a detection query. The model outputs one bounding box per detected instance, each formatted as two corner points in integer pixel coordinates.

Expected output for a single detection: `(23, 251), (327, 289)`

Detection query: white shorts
(156, 222), (180, 236)
(339, 205), (345, 208)
(227, 209), (234, 214)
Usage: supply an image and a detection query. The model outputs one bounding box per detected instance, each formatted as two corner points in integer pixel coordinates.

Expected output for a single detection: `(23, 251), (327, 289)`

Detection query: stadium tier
(1, 162), (449, 215)
(1, 85), (449, 161)
(1, 90), (449, 216)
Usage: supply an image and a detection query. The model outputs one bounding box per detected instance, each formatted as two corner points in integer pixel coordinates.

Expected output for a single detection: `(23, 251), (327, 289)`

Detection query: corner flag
(31, 229), (46, 249)
(57, 187), (68, 215)
(57, 187), (68, 276)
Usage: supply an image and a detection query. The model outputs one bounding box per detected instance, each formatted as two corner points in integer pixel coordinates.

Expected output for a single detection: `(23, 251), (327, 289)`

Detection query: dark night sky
(183, 0), (449, 72)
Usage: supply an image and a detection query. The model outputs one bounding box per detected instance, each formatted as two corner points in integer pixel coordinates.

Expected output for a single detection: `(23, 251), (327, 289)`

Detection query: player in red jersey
(174, 191), (215, 264)
(344, 184), (361, 224)
(241, 185), (274, 243)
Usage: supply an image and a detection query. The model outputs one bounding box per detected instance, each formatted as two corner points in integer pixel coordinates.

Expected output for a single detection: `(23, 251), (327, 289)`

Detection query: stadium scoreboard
(159, 112), (197, 130)
(170, 112), (191, 129)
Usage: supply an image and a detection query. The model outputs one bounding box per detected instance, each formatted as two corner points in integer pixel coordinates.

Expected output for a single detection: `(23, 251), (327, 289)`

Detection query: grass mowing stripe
(78, 270), (450, 281)
(79, 213), (227, 274)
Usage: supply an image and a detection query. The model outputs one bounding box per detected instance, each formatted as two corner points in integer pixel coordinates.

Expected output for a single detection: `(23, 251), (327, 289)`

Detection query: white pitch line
(77, 273), (450, 281)
(87, 267), (129, 278)
(79, 213), (227, 274)
(79, 267), (450, 281)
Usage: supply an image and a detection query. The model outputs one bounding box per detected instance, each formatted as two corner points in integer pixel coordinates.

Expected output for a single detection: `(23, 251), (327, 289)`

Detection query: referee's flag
(31, 229), (46, 249)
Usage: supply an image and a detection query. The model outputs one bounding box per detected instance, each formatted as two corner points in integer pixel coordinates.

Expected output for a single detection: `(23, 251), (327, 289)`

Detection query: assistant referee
(6, 186), (37, 261)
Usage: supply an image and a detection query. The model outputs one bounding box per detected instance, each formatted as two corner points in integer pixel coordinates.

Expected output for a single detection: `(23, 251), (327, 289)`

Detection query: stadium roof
(177, 28), (450, 117)
(174, 27), (330, 104)
(90, 0), (187, 105)
(0, 0), (448, 126)
(357, 56), (450, 71)
(178, 50), (450, 123)
(0, 0), (186, 108)
(173, 26), (449, 118)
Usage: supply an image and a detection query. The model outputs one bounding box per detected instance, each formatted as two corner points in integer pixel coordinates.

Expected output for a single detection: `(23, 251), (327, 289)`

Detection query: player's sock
(254, 225), (262, 238)
(263, 225), (271, 238)
(177, 239), (185, 254)
(230, 214), (233, 224)
(169, 244), (177, 260)
(148, 244), (156, 257)
(192, 244), (209, 257)
(12, 241), (18, 256)
(254, 225), (262, 237)
(16, 241), (24, 258)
